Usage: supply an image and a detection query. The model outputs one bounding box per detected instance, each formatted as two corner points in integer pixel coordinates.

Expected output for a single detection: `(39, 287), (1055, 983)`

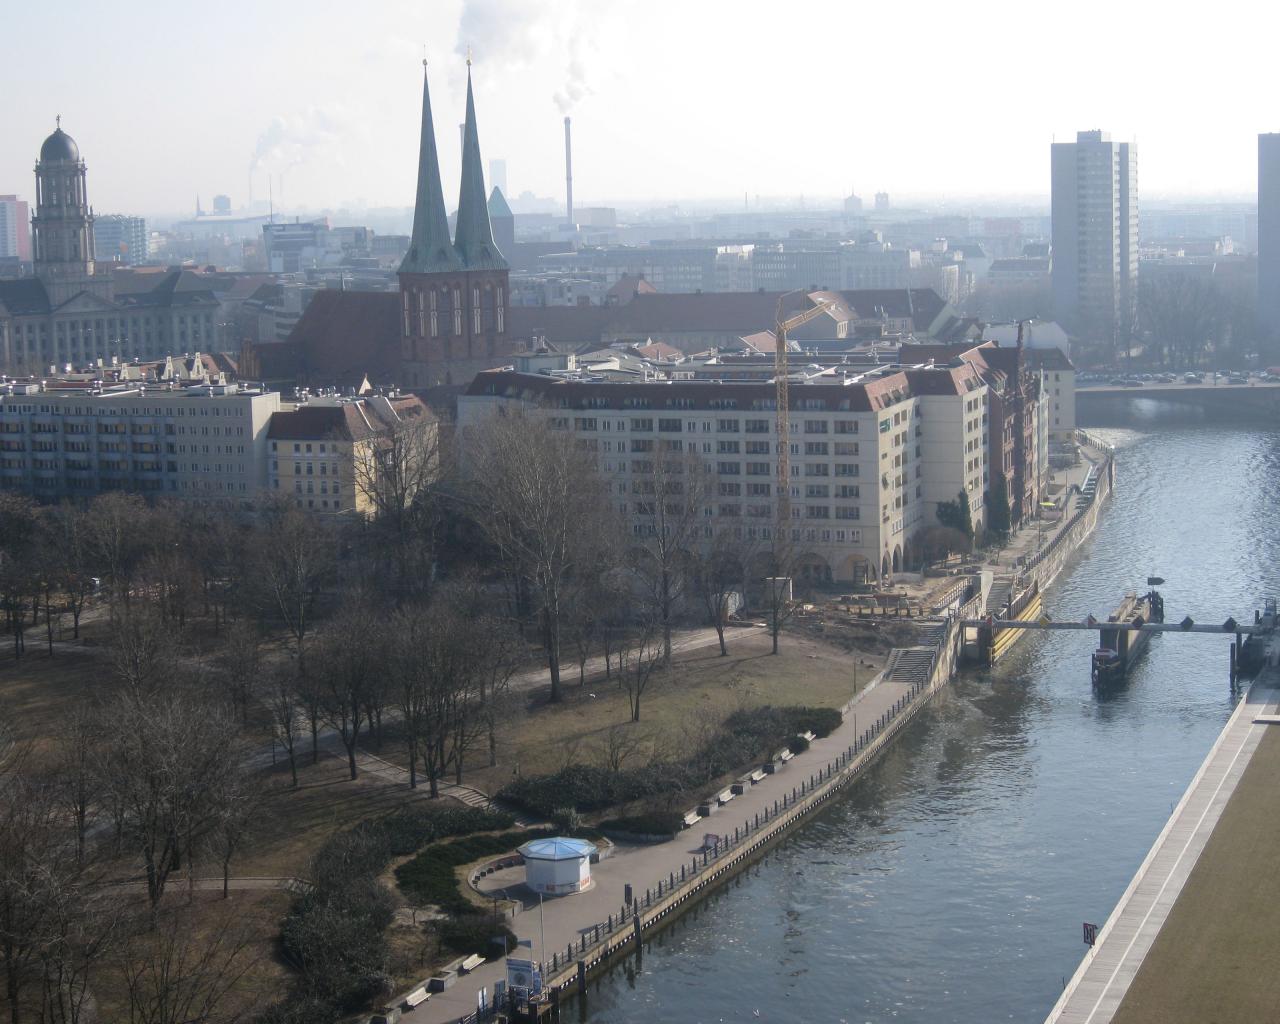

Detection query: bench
(749, 767), (766, 783)
(460, 954), (486, 974)
(716, 787), (735, 806)
(779, 749), (795, 763)
(800, 731), (816, 743)
(402, 988), (430, 1011)
(682, 809), (702, 828)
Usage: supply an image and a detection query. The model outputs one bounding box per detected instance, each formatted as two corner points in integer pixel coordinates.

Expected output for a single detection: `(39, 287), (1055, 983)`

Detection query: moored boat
(1092, 589), (1164, 684)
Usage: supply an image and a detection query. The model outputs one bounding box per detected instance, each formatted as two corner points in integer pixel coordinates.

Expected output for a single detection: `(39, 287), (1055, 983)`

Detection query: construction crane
(773, 294), (832, 536)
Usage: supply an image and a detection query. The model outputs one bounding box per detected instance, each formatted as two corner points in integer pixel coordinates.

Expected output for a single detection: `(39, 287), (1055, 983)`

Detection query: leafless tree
(756, 536), (798, 655)
(627, 448), (712, 661)
(594, 724), (649, 774)
(616, 616), (664, 723)
(312, 603), (385, 781)
(260, 667), (302, 788)
(95, 691), (246, 908)
(250, 496), (334, 665)
(687, 528), (754, 657)
(114, 903), (254, 1024)
(86, 492), (150, 613)
(461, 413), (613, 703)
(215, 618), (262, 726)
(109, 604), (178, 699)
(0, 494), (41, 660)
(50, 707), (101, 869)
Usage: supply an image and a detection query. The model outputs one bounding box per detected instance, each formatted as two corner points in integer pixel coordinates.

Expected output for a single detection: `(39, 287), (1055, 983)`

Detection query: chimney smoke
(564, 116), (574, 226)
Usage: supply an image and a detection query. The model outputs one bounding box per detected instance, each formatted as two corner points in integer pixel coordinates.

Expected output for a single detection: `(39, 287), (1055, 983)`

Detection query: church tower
(399, 62), (511, 389)
(31, 118), (110, 307)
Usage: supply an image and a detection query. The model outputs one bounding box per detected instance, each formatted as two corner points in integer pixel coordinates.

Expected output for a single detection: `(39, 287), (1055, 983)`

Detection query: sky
(2, 0), (1274, 219)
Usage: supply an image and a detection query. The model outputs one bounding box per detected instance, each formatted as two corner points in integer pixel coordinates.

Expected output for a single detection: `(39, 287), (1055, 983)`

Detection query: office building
(0, 196), (31, 261)
(1051, 130), (1138, 343)
(1258, 134), (1280, 343)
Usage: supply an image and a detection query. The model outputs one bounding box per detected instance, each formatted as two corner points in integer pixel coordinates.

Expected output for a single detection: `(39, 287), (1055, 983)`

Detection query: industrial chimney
(564, 116), (574, 226)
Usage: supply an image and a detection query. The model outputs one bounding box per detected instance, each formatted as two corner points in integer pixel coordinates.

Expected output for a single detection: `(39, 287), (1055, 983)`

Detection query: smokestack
(564, 116), (574, 226)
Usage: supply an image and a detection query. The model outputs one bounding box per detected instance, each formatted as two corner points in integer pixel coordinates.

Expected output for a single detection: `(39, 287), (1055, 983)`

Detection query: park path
(412, 661), (921, 1024)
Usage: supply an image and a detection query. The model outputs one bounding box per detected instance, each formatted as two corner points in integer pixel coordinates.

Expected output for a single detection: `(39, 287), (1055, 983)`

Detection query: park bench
(800, 731), (816, 743)
(682, 809), (702, 828)
(749, 767), (766, 783)
(778, 749), (795, 763)
(460, 954), (486, 974)
(716, 787), (735, 806)
(402, 988), (430, 1011)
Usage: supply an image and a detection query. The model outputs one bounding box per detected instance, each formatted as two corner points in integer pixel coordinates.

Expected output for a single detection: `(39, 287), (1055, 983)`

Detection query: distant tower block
(564, 116), (574, 226)
(489, 158), (507, 195)
(875, 191), (890, 211)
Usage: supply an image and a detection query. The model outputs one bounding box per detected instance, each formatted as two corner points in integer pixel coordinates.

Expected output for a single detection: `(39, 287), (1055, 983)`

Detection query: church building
(398, 62), (518, 388)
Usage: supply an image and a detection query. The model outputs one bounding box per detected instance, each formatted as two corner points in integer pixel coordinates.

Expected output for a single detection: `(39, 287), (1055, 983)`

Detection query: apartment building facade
(459, 364), (987, 585)
(0, 381), (279, 502)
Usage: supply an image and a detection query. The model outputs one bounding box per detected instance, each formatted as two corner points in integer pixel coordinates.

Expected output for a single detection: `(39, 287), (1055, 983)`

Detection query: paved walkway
(413, 652), (933, 1024)
(1045, 668), (1280, 1024)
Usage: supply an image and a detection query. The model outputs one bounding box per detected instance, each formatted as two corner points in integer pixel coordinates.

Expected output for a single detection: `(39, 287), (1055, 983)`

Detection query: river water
(581, 407), (1280, 1024)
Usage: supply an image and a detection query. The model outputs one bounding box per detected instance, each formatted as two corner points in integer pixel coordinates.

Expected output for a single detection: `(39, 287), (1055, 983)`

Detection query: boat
(1092, 589), (1164, 684)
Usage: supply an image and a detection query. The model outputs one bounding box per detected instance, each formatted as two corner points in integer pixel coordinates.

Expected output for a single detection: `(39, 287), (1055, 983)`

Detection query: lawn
(1110, 725), (1280, 1024)
(458, 628), (880, 799)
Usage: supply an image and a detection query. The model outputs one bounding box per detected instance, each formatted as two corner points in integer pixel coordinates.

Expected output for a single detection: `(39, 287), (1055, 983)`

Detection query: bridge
(1077, 380), (1280, 418)
(959, 618), (1265, 635)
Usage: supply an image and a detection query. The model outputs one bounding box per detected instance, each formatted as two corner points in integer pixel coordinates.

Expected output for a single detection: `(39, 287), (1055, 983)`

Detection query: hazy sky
(2, 0), (1272, 218)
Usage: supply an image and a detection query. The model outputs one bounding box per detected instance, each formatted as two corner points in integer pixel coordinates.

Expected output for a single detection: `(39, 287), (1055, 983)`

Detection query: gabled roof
(606, 274), (657, 303)
(452, 68), (508, 272)
(400, 66), (463, 276)
(487, 186), (513, 219)
(507, 304), (615, 351)
(284, 290), (402, 386)
(0, 279), (52, 316)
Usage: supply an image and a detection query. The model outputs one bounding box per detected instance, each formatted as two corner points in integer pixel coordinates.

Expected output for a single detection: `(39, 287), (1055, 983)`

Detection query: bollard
(608, 913), (613, 931)
(624, 883), (633, 907)
(670, 871), (675, 889)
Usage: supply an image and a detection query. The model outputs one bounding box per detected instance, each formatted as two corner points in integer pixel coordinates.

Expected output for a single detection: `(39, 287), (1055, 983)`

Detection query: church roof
(453, 69), (509, 272)
(40, 124), (80, 163)
(400, 66), (462, 276)
(487, 185), (513, 219)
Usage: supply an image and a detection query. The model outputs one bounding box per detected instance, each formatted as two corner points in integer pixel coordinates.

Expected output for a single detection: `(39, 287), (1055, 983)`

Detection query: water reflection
(582, 418), (1275, 1024)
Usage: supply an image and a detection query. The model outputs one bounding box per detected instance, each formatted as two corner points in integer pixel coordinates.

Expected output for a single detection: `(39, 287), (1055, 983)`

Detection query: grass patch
(1111, 726), (1280, 1024)
(394, 829), (553, 913)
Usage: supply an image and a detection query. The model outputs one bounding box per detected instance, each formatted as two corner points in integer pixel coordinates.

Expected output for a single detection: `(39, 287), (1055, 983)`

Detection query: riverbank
(1046, 657), (1280, 1024)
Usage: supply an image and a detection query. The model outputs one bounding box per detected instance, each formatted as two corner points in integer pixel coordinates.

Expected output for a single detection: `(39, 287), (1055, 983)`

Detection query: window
(716, 461), (741, 475)
(658, 418), (682, 432)
(745, 419), (770, 433)
(803, 420), (828, 434)
(716, 418), (740, 433)
(804, 442), (829, 455)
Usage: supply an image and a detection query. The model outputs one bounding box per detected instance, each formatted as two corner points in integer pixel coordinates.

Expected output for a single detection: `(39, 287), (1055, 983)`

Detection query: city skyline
(1, 0), (1276, 218)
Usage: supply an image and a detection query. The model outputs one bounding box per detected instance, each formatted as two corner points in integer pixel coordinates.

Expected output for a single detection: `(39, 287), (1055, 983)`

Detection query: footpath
(1045, 659), (1280, 1024)
(415, 618), (960, 1024)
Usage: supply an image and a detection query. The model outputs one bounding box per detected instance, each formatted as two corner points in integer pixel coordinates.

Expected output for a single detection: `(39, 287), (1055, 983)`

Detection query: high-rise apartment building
(1258, 134), (1280, 345)
(1050, 130), (1138, 344)
(0, 196), (31, 261)
(94, 215), (148, 266)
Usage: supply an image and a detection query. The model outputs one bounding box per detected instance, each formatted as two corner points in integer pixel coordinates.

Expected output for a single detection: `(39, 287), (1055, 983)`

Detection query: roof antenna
(56, 114), (61, 130)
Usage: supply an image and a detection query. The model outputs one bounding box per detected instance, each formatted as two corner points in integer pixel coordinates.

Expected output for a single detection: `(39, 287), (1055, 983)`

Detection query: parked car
(1184, 372), (1202, 383)
(1228, 375), (1248, 384)
(1108, 378), (1126, 386)
(1122, 378), (1144, 388)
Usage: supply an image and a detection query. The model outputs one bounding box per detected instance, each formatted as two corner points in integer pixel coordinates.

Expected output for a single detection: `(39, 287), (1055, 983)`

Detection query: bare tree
(114, 903), (254, 1024)
(109, 604), (178, 699)
(312, 603), (385, 781)
(687, 528), (753, 657)
(757, 536), (798, 655)
(250, 497), (334, 665)
(461, 413), (613, 703)
(216, 618), (262, 726)
(260, 667), (302, 789)
(50, 707), (101, 869)
(86, 492), (150, 613)
(594, 724), (649, 774)
(96, 691), (246, 909)
(616, 616), (664, 723)
(628, 448), (712, 661)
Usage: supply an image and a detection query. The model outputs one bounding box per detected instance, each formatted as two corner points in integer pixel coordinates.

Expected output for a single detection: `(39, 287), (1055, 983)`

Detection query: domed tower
(31, 117), (109, 306)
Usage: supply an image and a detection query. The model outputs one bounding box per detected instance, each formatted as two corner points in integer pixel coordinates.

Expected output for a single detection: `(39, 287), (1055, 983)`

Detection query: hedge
(394, 828), (555, 913)
(597, 810), (685, 837)
(498, 705), (843, 819)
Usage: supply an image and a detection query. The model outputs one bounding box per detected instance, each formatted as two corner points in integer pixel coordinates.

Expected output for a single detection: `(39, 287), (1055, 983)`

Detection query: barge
(1092, 589), (1164, 685)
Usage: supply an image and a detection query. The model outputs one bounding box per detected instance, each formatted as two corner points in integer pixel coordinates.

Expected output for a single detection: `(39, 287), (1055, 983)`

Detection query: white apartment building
(459, 363), (987, 585)
(0, 381), (279, 502)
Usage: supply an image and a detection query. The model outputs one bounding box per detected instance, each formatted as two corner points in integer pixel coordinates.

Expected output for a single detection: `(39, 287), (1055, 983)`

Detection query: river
(580, 407), (1280, 1024)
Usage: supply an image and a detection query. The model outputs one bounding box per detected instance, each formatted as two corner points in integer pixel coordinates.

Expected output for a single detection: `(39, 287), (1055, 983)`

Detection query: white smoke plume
(455, 0), (602, 114)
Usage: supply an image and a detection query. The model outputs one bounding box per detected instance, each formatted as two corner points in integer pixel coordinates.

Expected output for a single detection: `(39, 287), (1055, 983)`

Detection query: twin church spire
(401, 61), (508, 275)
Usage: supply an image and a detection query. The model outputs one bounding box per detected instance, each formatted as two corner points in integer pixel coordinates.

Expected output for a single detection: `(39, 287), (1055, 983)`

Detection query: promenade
(1045, 662), (1280, 1024)
(414, 635), (946, 1024)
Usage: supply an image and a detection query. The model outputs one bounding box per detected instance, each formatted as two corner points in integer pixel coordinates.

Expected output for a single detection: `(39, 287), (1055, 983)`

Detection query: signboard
(1083, 922), (1098, 946)
(506, 958), (543, 1000)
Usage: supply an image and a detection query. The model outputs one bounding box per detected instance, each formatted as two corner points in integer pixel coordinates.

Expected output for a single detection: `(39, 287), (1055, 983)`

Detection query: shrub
(497, 705), (843, 819)
(789, 734), (810, 754)
(597, 810), (684, 837)
(394, 828), (556, 911)
(438, 913), (518, 959)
